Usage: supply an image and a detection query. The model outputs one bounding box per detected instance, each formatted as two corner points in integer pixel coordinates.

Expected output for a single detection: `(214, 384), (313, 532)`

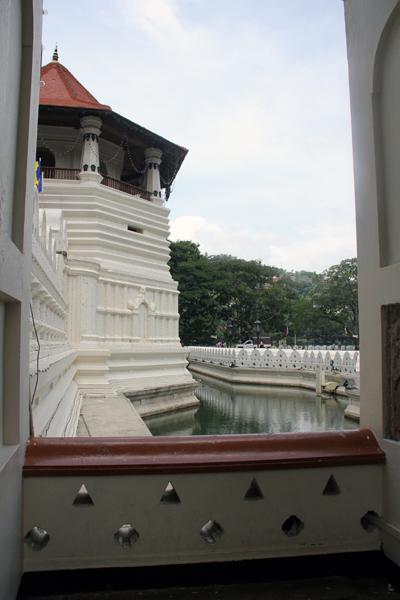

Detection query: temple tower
(33, 50), (197, 435)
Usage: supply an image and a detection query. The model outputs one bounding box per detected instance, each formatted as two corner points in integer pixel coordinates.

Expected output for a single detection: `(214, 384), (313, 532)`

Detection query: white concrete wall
(0, 1), (42, 597)
(37, 125), (81, 170)
(344, 0), (400, 565)
(38, 176), (193, 397)
(24, 463), (382, 572)
(30, 196), (80, 436)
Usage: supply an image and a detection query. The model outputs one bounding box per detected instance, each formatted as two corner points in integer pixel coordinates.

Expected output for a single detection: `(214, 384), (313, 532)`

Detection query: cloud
(114, 0), (201, 49)
(170, 215), (222, 241)
(170, 215), (356, 272)
(170, 215), (273, 261)
(268, 224), (357, 272)
(43, 1), (356, 271)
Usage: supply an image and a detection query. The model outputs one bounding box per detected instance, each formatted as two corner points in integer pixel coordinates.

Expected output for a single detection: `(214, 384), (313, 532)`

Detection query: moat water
(145, 378), (357, 436)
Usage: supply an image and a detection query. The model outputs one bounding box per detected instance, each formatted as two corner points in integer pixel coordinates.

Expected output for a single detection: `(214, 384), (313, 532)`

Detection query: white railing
(187, 347), (359, 375)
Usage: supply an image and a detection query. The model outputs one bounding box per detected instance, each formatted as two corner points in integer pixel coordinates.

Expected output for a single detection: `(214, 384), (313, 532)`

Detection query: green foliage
(311, 258), (358, 338)
(169, 241), (358, 347)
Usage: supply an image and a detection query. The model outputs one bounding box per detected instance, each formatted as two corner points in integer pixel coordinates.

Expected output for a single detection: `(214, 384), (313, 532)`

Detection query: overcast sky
(42, 0), (356, 273)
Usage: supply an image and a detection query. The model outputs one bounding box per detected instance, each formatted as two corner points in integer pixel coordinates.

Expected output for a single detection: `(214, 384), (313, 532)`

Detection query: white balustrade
(187, 347), (359, 375)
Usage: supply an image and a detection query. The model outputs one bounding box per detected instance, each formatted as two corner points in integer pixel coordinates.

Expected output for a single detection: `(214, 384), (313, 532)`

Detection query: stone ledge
(23, 429), (385, 476)
(126, 382), (199, 417)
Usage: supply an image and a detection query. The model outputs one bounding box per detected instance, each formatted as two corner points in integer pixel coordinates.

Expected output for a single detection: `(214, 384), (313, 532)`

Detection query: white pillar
(143, 147), (162, 199)
(316, 365), (325, 395)
(79, 115), (103, 183)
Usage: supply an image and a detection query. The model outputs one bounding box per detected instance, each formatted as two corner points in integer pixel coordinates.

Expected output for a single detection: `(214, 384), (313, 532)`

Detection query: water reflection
(145, 379), (357, 437)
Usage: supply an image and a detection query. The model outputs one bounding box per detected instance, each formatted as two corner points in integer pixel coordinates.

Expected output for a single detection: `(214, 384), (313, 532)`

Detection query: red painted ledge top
(23, 429), (385, 477)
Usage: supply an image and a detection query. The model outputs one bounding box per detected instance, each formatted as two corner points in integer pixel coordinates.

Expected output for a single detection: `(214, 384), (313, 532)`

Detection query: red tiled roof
(40, 60), (111, 111)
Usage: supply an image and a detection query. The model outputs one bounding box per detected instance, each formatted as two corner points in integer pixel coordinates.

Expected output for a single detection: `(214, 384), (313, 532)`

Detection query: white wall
(39, 178), (194, 396)
(344, 0), (400, 565)
(30, 201), (80, 437)
(37, 125), (81, 170)
(0, 0), (42, 597)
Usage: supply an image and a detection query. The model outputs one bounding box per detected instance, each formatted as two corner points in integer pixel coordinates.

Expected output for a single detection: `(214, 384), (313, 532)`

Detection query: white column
(315, 365), (325, 395)
(143, 147), (162, 199)
(79, 115), (103, 183)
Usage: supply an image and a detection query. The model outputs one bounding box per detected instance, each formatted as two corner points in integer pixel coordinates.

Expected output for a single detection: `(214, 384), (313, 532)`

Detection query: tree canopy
(169, 241), (358, 348)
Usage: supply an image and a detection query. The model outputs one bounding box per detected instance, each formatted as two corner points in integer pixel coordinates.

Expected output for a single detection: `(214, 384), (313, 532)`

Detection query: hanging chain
(122, 131), (147, 174)
(37, 131), (82, 157)
(87, 129), (147, 174)
(160, 155), (181, 198)
(38, 119), (178, 197)
(107, 113), (145, 173)
(101, 141), (123, 165)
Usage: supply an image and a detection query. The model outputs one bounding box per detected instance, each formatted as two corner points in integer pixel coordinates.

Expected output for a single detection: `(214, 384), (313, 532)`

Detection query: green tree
(207, 255), (279, 342)
(312, 258), (358, 338)
(169, 241), (358, 347)
(169, 241), (220, 345)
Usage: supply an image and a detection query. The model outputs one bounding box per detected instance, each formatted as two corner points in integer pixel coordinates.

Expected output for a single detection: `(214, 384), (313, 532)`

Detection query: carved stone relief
(382, 303), (400, 440)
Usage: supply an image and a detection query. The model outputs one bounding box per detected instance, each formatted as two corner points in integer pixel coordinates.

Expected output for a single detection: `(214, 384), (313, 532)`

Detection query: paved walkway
(77, 389), (151, 437)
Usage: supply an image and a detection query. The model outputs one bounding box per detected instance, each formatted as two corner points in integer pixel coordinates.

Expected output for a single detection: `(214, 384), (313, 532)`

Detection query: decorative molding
(128, 286), (156, 312)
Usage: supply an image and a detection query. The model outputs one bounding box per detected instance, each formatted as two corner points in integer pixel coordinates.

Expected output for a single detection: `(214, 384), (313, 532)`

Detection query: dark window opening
(127, 225), (143, 234)
(36, 147), (55, 168)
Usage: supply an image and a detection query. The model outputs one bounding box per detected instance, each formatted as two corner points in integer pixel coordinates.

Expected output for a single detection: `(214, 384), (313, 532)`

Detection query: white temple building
(4, 3), (400, 598)
(31, 48), (197, 437)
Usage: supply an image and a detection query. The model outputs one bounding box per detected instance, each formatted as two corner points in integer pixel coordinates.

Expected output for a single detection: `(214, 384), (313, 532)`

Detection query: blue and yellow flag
(34, 159), (42, 192)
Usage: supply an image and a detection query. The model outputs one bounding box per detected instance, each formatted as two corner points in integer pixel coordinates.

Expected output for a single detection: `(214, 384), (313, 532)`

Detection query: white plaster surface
(0, 2), (42, 597)
(345, 0), (400, 565)
(24, 464), (382, 572)
(29, 127), (195, 437)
